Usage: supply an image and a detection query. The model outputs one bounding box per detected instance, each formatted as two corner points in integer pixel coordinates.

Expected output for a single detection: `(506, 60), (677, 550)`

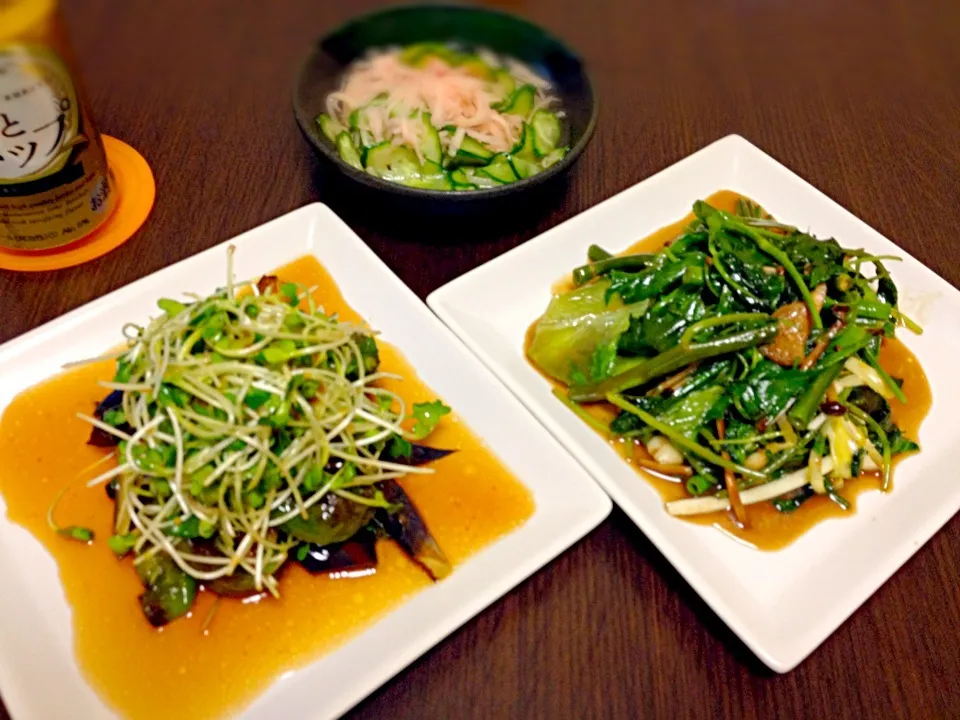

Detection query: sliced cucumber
(478, 154), (518, 184)
(540, 147), (568, 169)
(455, 135), (495, 164)
(460, 169), (500, 189)
(418, 112), (442, 164)
(531, 110), (562, 156)
(491, 69), (516, 103)
(509, 154), (538, 180)
(400, 42), (463, 68)
(335, 132), (363, 170)
(498, 83), (536, 117)
(402, 171), (454, 191)
(449, 167), (477, 189)
(399, 42), (444, 66)
(459, 55), (495, 81)
(511, 123), (537, 160)
(317, 113), (344, 143)
(364, 143), (421, 181)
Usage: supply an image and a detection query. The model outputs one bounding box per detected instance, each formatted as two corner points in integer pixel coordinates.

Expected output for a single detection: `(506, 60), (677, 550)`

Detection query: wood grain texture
(2, 1), (959, 718)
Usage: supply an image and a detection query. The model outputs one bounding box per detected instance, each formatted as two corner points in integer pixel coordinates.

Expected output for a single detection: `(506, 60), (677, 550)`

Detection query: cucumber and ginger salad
(60, 252), (456, 627)
(528, 198), (925, 528)
(317, 43), (568, 190)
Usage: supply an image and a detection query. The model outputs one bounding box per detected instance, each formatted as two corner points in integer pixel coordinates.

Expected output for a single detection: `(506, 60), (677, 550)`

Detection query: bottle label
(0, 42), (115, 250)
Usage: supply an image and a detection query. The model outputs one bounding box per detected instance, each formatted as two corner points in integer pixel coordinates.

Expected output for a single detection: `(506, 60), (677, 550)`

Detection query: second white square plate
(0, 203), (612, 719)
(428, 134), (960, 672)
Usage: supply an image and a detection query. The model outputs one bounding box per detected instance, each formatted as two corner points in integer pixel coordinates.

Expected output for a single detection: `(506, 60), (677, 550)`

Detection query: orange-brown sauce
(528, 190), (931, 550)
(0, 256), (534, 720)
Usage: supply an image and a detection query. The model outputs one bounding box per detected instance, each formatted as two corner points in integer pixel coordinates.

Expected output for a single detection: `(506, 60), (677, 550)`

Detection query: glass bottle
(0, 0), (116, 251)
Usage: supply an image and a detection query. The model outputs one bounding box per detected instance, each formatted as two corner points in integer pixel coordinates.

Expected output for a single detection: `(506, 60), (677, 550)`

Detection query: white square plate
(0, 204), (612, 719)
(427, 134), (960, 672)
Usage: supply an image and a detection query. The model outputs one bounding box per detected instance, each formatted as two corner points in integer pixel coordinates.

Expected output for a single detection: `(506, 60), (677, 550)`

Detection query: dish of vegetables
(74, 255), (456, 626)
(315, 42), (569, 191)
(527, 197), (925, 529)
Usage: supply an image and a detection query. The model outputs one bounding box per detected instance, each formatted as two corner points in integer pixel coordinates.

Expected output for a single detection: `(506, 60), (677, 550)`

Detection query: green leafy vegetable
(732, 360), (812, 422)
(158, 298), (187, 317)
(410, 400), (451, 440)
(525, 195), (926, 529)
(108, 532), (139, 556)
(527, 280), (648, 384)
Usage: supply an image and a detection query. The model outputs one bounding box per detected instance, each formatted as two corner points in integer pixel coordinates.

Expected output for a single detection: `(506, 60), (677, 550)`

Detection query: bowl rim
(291, 2), (599, 201)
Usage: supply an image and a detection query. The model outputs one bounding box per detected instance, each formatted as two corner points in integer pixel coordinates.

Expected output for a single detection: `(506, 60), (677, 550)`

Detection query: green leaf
(302, 465), (325, 492)
(102, 407), (126, 426)
(244, 388), (273, 409)
(284, 312), (306, 330)
(58, 526), (94, 543)
(657, 386), (726, 438)
(888, 427), (920, 455)
(606, 256), (703, 304)
(169, 516), (201, 538)
(731, 360), (812, 421)
(158, 383), (190, 408)
(618, 288), (706, 355)
(528, 279), (647, 384)
(389, 435), (413, 459)
(281, 282), (300, 306)
(721, 419), (762, 463)
(569, 363), (589, 386)
(247, 491), (265, 509)
(108, 532), (138, 556)
(589, 341), (618, 382)
(346, 334), (380, 379)
(711, 231), (786, 304)
(410, 400), (451, 440)
(610, 394), (663, 435)
(158, 298), (187, 317)
(262, 347), (293, 364)
(299, 380), (320, 399)
(114, 360), (133, 383)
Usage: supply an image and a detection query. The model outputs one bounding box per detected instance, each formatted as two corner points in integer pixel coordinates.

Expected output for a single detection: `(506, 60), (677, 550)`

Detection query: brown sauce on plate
(0, 255), (535, 720)
(528, 190), (931, 550)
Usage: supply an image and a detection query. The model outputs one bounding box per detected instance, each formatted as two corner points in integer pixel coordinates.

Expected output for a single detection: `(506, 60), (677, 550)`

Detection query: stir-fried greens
(528, 197), (922, 526)
(72, 258), (455, 626)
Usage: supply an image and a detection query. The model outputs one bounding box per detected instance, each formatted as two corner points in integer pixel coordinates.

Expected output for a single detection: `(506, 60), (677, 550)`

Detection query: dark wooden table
(3, 1), (960, 718)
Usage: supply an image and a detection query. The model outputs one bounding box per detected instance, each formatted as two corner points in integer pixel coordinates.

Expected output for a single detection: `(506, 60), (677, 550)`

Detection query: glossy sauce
(0, 256), (534, 720)
(529, 189), (931, 550)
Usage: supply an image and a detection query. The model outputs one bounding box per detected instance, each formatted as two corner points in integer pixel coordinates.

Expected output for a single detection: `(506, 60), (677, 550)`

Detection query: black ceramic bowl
(293, 4), (597, 213)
